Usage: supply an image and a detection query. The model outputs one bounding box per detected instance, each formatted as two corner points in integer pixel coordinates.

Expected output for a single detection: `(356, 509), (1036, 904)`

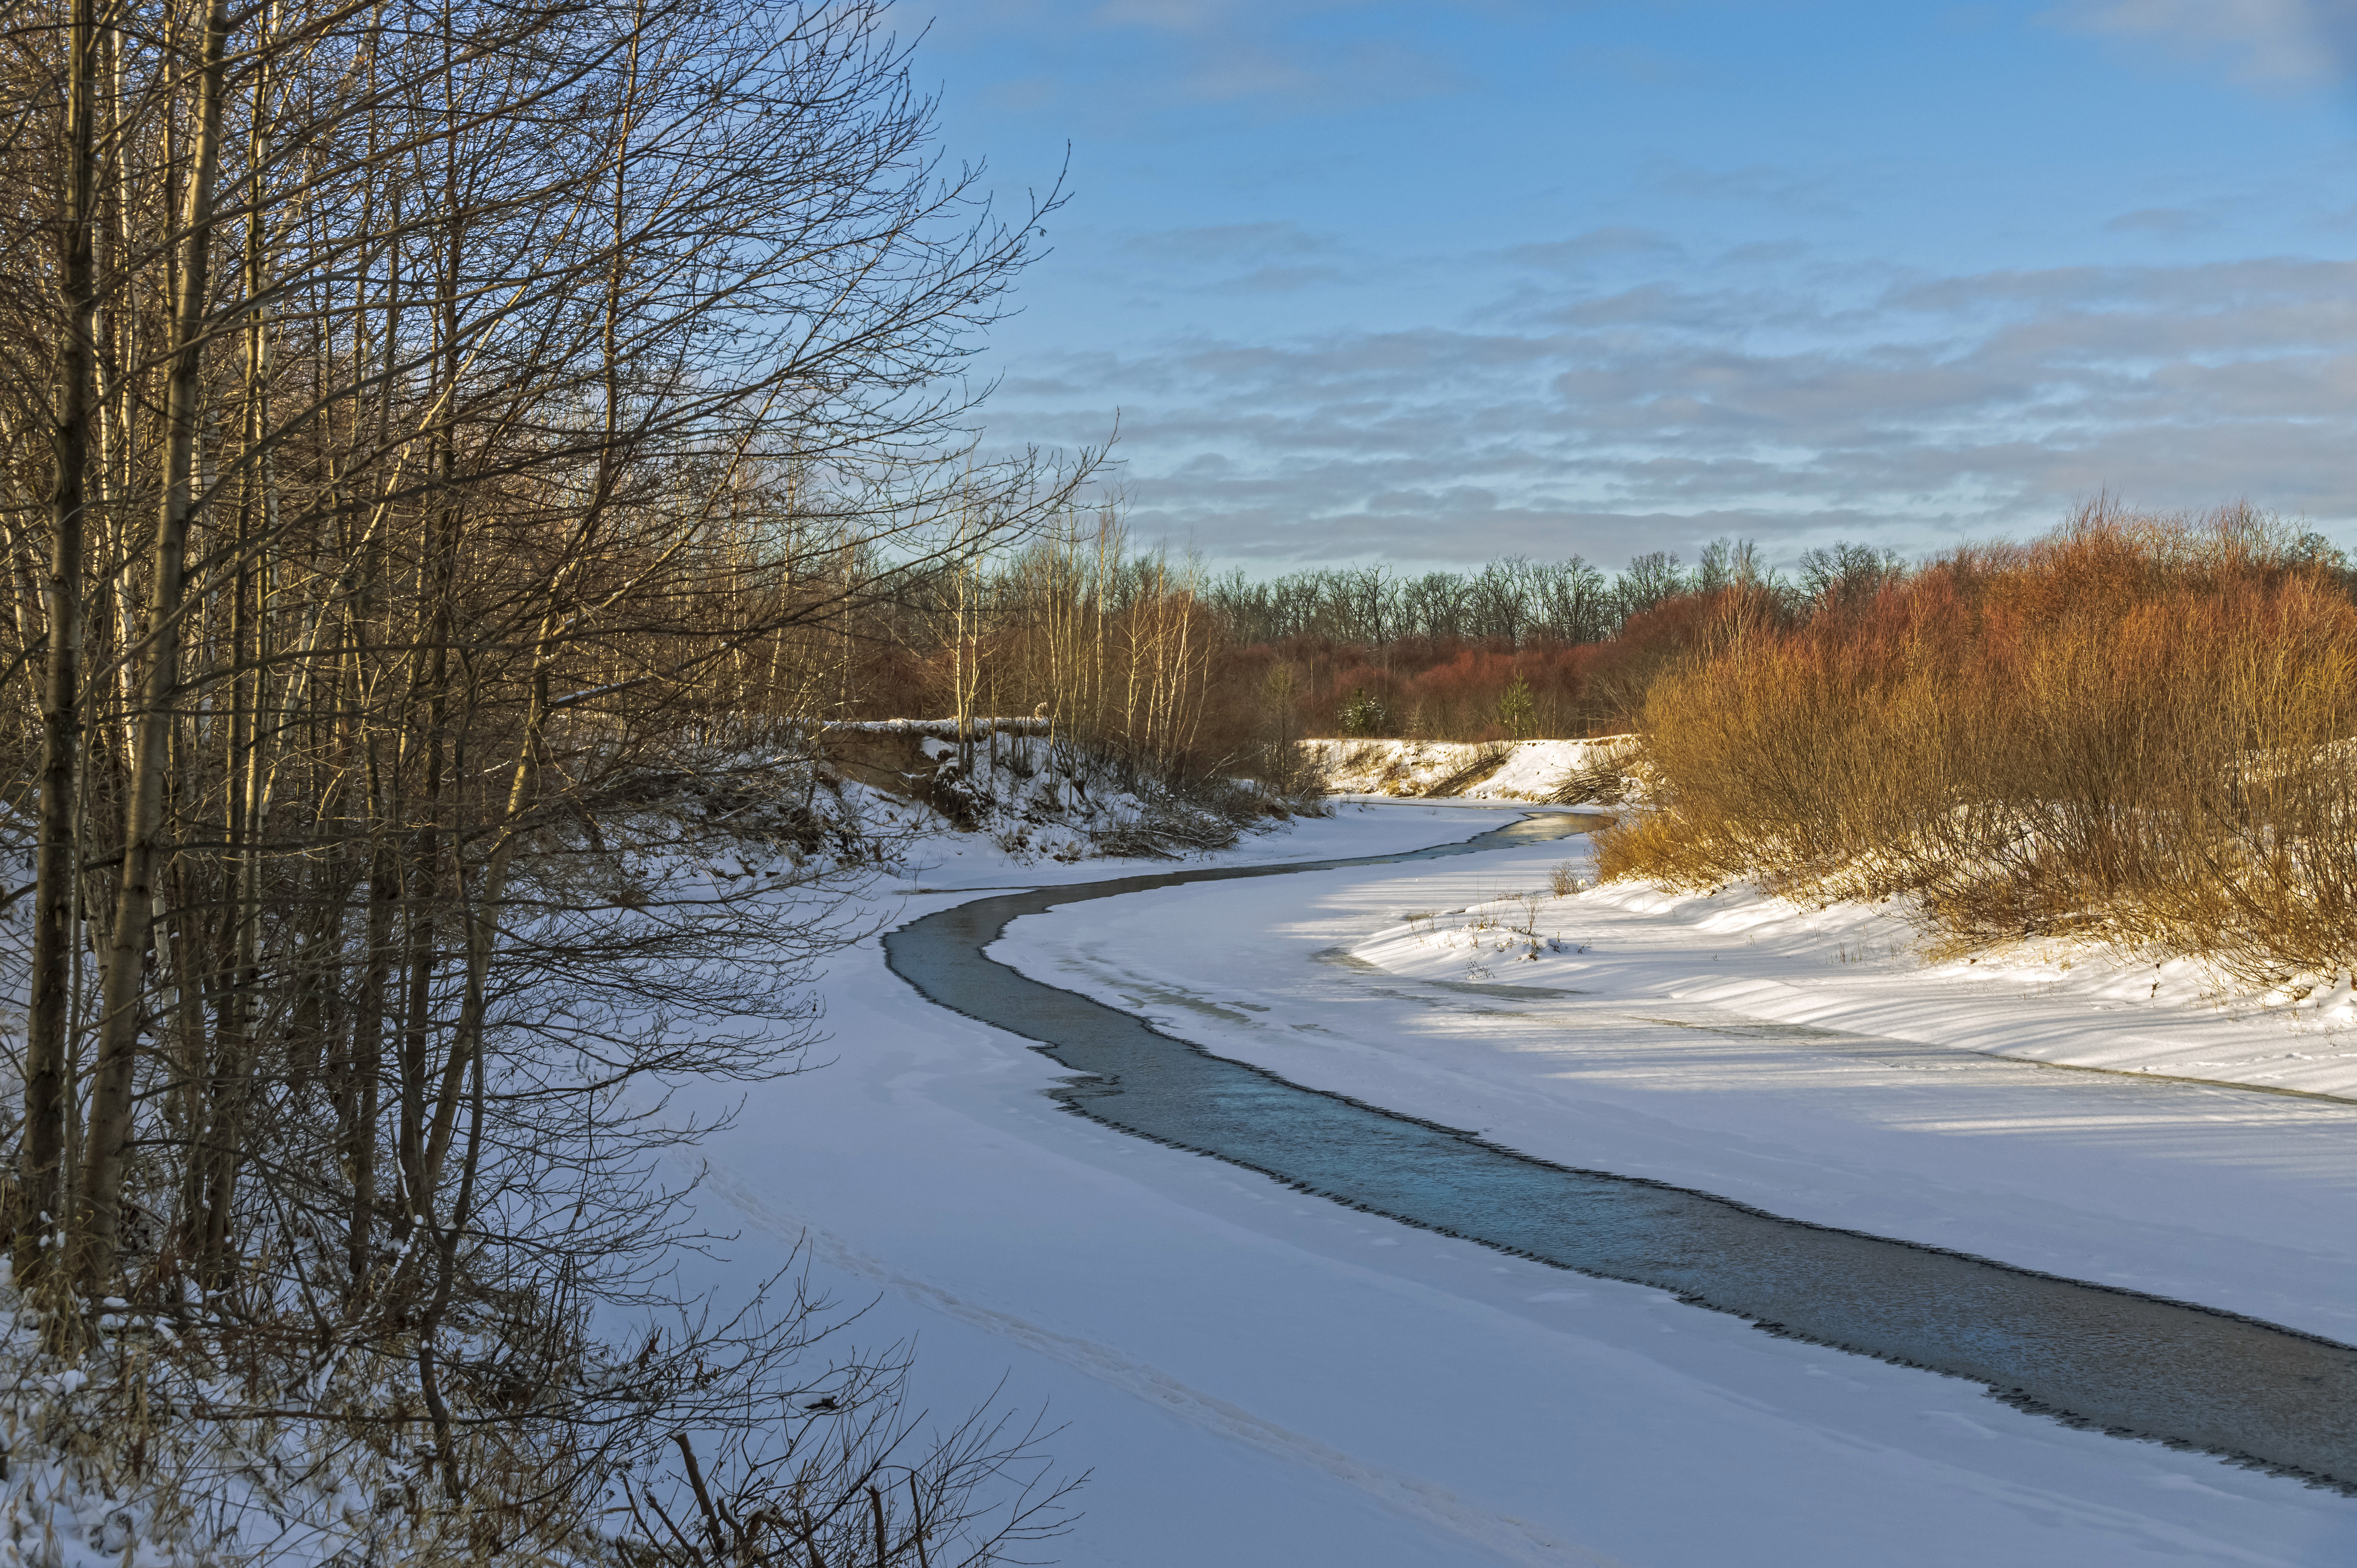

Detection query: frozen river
(886, 811), (2357, 1488)
(682, 804), (2357, 1565)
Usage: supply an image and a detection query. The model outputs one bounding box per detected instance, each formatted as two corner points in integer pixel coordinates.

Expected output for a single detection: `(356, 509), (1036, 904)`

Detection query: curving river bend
(883, 813), (2357, 1491)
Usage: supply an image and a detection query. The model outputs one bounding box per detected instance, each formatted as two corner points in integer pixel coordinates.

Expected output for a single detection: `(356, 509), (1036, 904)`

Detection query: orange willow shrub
(1597, 510), (2357, 982)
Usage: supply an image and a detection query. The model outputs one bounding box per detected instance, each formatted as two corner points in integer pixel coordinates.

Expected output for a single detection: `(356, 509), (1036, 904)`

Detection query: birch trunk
(21, 0), (102, 1289)
(77, 0), (232, 1293)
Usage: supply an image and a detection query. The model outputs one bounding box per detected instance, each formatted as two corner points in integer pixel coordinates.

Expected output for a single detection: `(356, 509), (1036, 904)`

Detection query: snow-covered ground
(1358, 873), (2357, 1100)
(1303, 737), (1637, 800)
(673, 803), (2357, 1567)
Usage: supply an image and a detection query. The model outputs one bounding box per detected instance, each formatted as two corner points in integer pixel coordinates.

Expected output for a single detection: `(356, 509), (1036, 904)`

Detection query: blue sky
(919, 1), (2357, 572)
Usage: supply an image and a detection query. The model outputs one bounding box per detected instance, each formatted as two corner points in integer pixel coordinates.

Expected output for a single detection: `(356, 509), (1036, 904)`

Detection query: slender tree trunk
(21, 0), (103, 1291)
(413, 652), (546, 1493)
(352, 733), (393, 1287)
(77, 0), (232, 1293)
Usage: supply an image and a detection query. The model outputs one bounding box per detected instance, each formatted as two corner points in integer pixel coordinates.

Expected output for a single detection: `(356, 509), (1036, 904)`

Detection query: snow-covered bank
(897, 794), (1500, 890)
(0, 1260), (550, 1568)
(1301, 737), (1638, 800)
(1358, 875), (2357, 1101)
(673, 804), (2357, 1567)
(815, 729), (1320, 867)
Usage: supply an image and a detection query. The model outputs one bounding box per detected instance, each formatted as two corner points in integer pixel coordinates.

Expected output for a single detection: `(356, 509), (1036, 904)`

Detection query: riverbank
(1356, 873), (2357, 1101)
(668, 803), (2357, 1566)
(1299, 737), (1640, 800)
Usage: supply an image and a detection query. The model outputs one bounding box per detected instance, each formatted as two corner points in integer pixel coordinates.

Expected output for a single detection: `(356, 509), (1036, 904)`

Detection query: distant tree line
(840, 518), (2355, 756)
(798, 535), (1903, 765)
(1199, 539), (1913, 650)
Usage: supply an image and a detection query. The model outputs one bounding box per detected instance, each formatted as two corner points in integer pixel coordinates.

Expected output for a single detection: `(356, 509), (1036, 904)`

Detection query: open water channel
(882, 812), (2357, 1491)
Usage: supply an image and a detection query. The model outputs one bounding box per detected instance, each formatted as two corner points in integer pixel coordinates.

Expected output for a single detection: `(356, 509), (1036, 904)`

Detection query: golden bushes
(1597, 508), (2357, 982)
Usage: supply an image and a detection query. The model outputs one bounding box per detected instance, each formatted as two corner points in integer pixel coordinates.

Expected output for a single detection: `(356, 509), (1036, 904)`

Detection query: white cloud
(978, 253), (2357, 568)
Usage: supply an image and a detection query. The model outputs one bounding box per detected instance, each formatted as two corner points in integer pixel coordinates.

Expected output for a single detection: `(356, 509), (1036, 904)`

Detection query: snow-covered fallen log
(818, 716), (1053, 738)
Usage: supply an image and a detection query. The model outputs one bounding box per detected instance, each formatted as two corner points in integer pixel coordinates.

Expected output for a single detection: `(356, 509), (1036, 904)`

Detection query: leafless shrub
(1599, 506), (2357, 984)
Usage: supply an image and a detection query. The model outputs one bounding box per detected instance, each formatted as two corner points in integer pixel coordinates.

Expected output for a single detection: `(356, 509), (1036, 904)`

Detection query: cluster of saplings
(0, 0), (1083, 1557)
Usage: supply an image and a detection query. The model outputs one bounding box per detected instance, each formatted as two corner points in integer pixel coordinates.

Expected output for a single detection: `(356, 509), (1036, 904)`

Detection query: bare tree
(0, 0), (1094, 1549)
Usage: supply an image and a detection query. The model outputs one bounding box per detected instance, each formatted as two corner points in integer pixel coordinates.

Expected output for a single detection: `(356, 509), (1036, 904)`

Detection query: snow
(667, 802), (2357, 1567)
(829, 732), (1325, 866)
(7, 792), (2354, 1563)
(0, 1252), (461, 1568)
(900, 794), (1496, 890)
(1303, 737), (1639, 800)
(1357, 874), (2357, 1101)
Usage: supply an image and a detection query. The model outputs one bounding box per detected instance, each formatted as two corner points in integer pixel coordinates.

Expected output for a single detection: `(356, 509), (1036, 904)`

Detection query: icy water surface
(883, 813), (2357, 1490)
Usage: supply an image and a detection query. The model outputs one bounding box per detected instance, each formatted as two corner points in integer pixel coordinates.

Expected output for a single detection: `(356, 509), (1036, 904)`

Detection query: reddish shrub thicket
(1598, 508), (2357, 983)
(799, 551), (1769, 775)
(1217, 588), (1767, 743)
